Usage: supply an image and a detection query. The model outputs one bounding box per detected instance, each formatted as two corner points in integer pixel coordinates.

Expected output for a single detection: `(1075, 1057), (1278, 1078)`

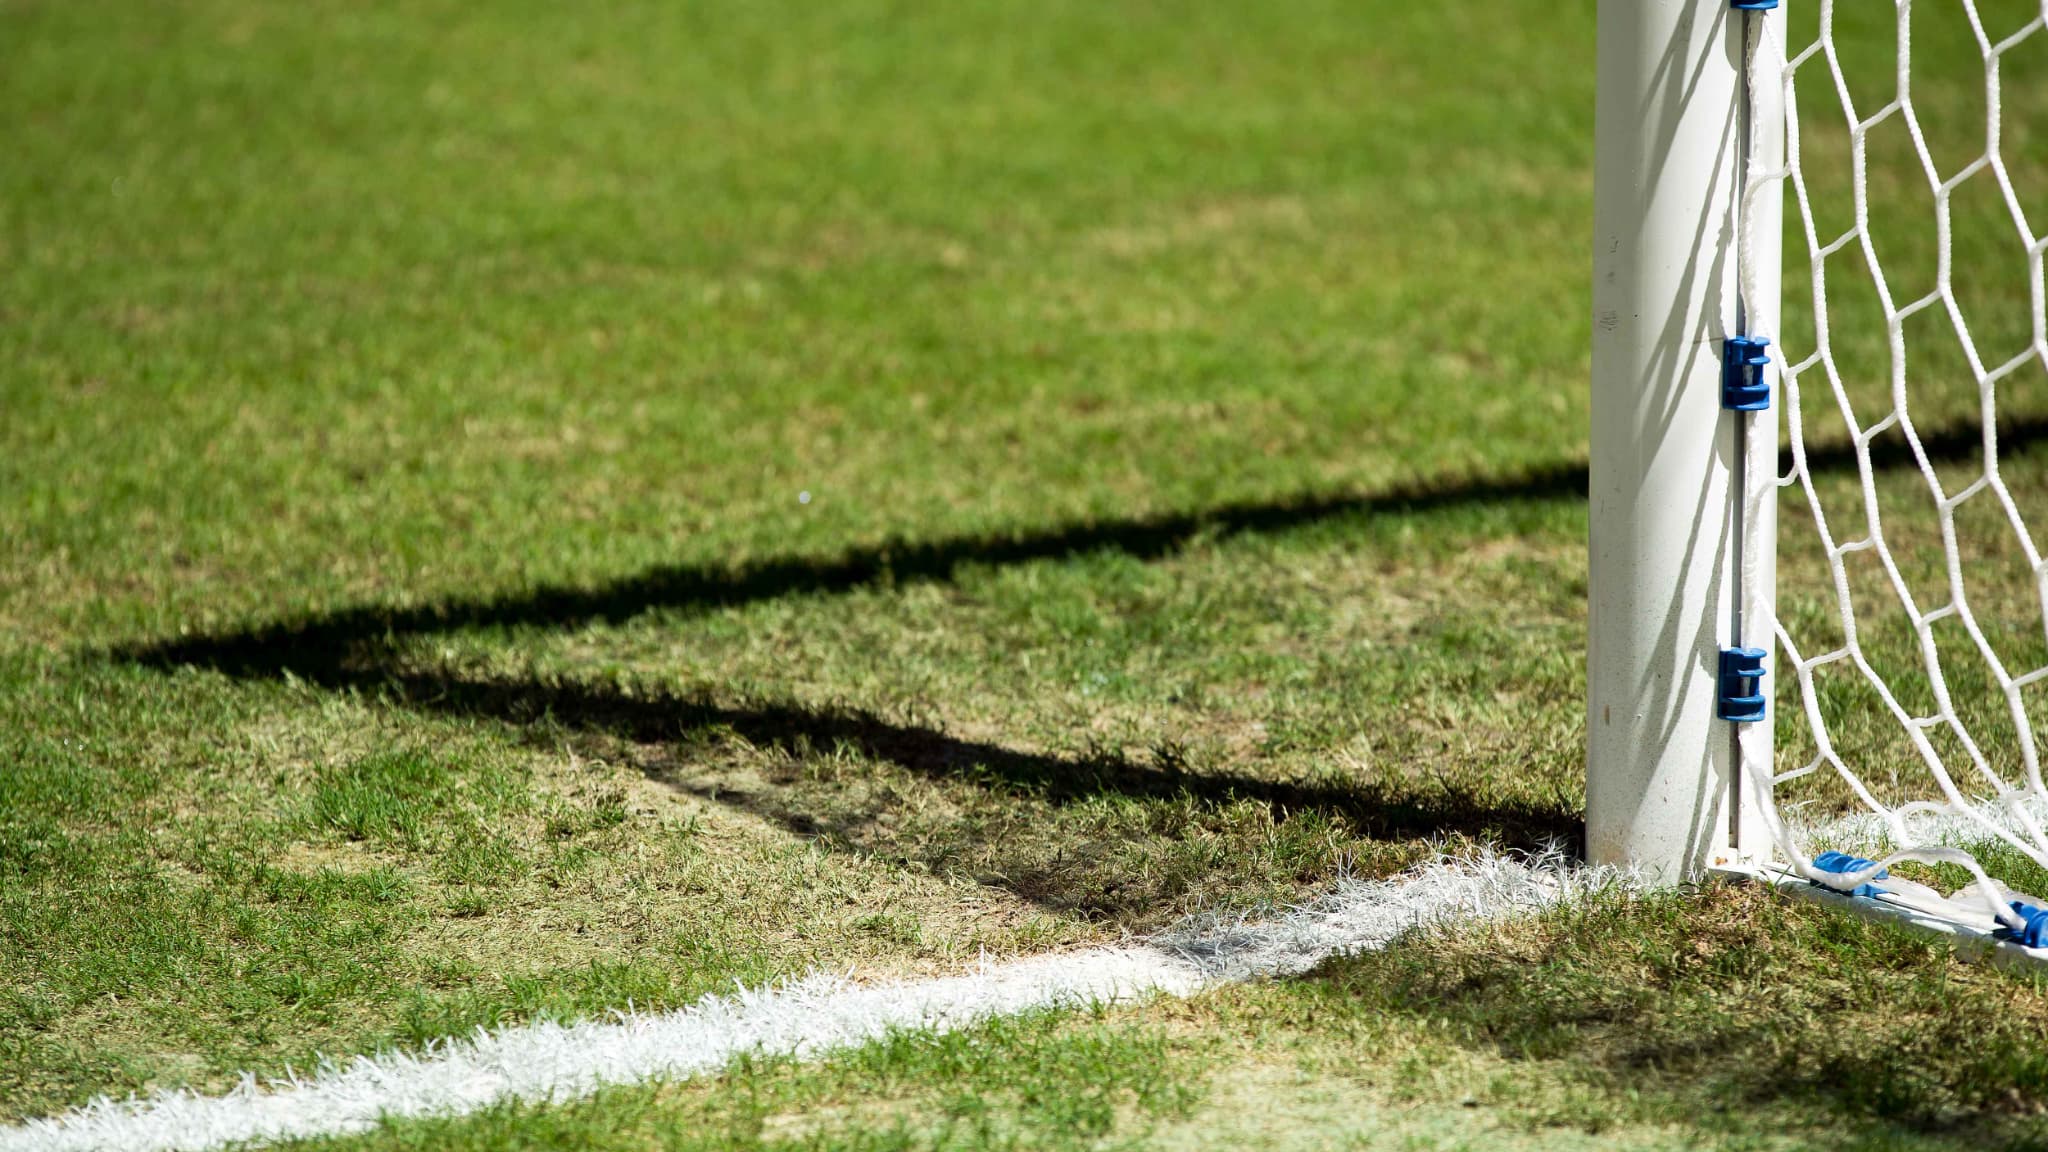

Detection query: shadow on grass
(213, 656), (1585, 902)
(129, 462), (1586, 676)
(124, 415), (2042, 677)
(112, 419), (2044, 910)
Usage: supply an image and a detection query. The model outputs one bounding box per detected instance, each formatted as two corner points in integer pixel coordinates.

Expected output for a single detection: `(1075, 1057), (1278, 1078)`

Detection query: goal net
(1734, 0), (2048, 938)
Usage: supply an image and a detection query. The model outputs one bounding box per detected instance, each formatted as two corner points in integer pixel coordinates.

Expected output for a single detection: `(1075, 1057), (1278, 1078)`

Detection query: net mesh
(1738, 1), (2048, 927)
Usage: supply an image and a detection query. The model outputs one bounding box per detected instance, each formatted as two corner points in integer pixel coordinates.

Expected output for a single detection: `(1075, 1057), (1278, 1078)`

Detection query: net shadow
(120, 414), (2048, 679)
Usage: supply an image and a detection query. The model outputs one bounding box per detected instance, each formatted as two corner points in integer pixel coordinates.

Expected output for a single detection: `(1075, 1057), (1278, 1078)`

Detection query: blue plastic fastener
(1810, 850), (1889, 898)
(1998, 902), (2048, 948)
(1716, 647), (1768, 722)
(1723, 336), (1773, 410)
(1731, 0), (1779, 9)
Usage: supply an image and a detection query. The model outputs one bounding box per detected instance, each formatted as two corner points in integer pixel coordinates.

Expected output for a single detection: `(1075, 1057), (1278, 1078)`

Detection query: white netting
(1737, 1), (2048, 928)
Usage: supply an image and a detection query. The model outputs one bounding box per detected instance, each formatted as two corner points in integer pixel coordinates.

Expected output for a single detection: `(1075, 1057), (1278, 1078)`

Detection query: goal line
(0, 853), (1611, 1152)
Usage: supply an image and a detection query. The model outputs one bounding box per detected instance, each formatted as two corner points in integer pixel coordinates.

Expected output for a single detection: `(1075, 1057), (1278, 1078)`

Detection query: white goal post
(1588, 0), (2048, 946)
(1588, 0), (1783, 884)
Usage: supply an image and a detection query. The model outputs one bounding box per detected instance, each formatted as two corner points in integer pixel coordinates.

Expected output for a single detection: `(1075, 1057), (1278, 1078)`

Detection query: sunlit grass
(3, 0), (2048, 1145)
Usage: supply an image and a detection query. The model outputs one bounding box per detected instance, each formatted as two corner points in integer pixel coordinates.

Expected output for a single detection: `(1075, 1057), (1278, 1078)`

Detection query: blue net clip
(1997, 902), (2048, 949)
(1810, 851), (1889, 898)
(1722, 336), (1773, 410)
(1716, 647), (1767, 722)
(1731, 0), (1779, 9)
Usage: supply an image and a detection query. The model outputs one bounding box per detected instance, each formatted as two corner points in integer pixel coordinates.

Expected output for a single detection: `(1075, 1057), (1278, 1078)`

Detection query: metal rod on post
(1730, 2), (1782, 871)
(1587, 0), (1779, 883)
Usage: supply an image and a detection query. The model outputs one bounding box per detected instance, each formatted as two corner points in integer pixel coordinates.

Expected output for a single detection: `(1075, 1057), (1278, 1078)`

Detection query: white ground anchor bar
(1714, 863), (2048, 973)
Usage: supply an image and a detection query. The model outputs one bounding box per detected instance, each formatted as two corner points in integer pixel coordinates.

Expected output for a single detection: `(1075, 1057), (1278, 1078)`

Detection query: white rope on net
(1737, 0), (2048, 930)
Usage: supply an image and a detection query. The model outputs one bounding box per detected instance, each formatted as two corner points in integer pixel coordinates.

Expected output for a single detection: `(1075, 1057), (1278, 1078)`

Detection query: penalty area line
(0, 851), (1609, 1152)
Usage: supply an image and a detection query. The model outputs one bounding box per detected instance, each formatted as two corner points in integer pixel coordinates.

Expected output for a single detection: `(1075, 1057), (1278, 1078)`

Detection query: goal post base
(1710, 864), (2048, 973)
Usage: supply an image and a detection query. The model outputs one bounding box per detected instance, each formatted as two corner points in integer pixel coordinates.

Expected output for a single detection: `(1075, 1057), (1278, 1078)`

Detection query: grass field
(6, 0), (2048, 1148)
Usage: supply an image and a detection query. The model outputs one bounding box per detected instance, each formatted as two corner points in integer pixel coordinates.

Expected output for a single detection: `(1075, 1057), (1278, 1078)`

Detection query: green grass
(280, 883), (2048, 1152)
(287, 1006), (1207, 1152)
(4, 0), (2048, 1146)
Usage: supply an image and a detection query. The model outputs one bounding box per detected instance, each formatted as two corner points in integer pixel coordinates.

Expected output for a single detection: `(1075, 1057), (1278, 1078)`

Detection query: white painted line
(1155, 848), (1619, 980)
(0, 851), (1613, 1152)
(4, 950), (1203, 1152)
